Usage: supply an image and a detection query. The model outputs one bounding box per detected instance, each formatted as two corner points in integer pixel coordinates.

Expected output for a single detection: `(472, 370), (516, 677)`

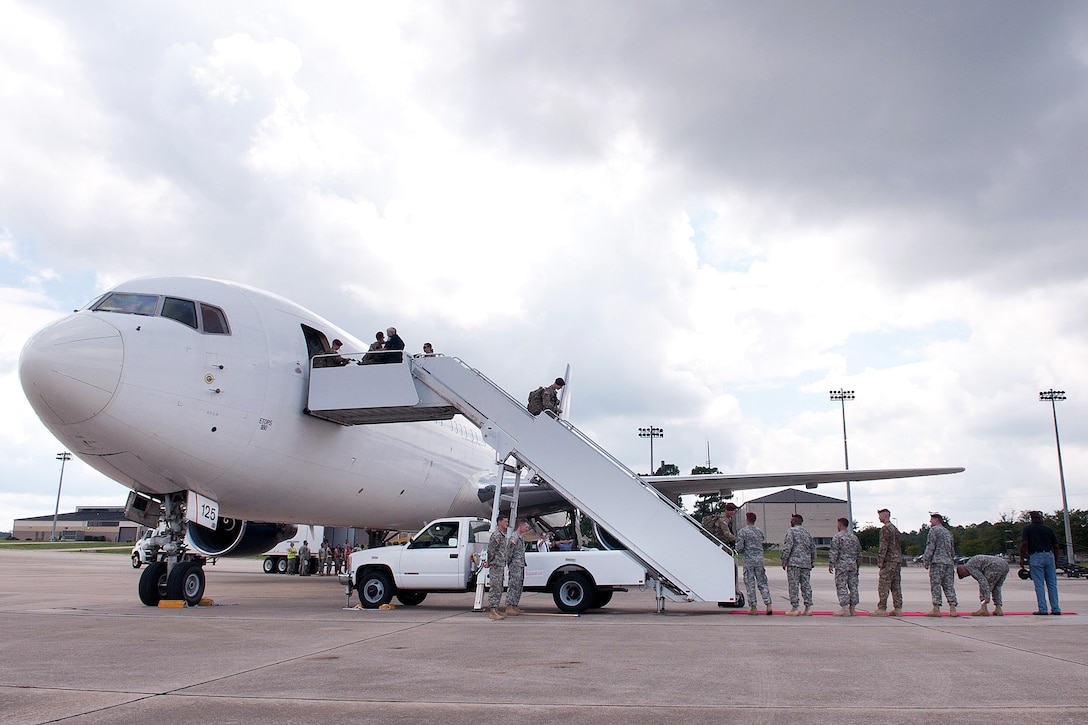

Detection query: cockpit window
(162, 297), (198, 329)
(93, 292), (159, 316)
(92, 291), (231, 335)
(200, 303), (229, 334)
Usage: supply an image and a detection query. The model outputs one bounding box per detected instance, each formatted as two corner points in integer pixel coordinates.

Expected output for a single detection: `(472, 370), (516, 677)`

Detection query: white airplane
(19, 276), (962, 606)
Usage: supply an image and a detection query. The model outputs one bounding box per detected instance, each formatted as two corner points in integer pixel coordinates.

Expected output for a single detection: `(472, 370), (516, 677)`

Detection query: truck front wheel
(358, 570), (394, 608)
(553, 571), (596, 614)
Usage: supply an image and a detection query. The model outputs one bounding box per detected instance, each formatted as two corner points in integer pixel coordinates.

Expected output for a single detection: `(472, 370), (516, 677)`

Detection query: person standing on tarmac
(870, 508), (903, 617)
(504, 519), (532, 616)
(734, 511), (773, 615)
(298, 540), (310, 576)
(923, 513), (958, 617)
(1020, 510), (1062, 616)
(781, 513), (815, 616)
(828, 517), (862, 616)
(286, 541), (298, 575)
(487, 516), (511, 620)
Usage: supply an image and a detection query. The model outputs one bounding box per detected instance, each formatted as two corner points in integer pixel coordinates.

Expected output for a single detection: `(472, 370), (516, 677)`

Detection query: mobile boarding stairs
(306, 352), (739, 610)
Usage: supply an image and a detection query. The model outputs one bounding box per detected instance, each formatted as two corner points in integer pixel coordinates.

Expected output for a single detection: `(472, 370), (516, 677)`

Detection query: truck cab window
(408, 522), (459, 549)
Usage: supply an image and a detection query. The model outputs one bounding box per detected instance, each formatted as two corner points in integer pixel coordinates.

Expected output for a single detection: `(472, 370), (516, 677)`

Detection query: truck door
(398, 520), (466, 590)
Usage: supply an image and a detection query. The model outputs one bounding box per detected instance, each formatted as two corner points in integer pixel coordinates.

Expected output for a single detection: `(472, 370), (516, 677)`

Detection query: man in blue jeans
(1019, 511), (1062, 615)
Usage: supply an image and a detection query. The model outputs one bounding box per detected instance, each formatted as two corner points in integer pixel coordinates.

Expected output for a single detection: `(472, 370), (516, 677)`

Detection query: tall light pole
(1040, 389), (1075, 564)
(638, 426), (664, 475)
(50, 452), (72, 542)
(830, 389), (855, 525)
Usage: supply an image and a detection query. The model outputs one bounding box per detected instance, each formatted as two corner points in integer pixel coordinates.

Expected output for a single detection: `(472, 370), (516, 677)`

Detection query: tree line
(856, 509), (1087, 558)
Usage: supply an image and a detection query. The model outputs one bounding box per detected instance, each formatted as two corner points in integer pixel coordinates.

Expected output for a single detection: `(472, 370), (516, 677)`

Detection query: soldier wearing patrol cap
(734, 511), (773, 615)
(871, 508), (903, 617)
(781, 513), (816, 615)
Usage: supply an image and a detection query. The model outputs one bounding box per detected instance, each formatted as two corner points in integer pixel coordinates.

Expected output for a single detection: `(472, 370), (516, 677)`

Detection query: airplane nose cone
(19, 314), (123, 425)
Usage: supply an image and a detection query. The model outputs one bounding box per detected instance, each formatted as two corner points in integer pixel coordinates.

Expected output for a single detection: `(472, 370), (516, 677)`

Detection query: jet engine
(187, 519), (298, 558)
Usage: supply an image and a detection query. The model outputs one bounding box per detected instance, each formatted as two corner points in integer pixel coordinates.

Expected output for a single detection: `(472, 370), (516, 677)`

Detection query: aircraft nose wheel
(166, 561), (206, 606)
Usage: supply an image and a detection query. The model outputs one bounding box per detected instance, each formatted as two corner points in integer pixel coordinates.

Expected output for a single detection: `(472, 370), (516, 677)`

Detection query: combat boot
(890, 608), (903, 617)
(948, 605), (957, 617)
(869, 607), (889, 617)
(833, 607), (849, 617)
(488, 607), (505, 620)
(785, 606), (801, 616)
(971, 605), (990, 617)
(505, 605), (524, 616)
(765, 603), (774, 615)
(747, 605), (759, 616)
(992, 605), (1003, 616)
(923, 607), (941, 617)
(849, 605), (857, 616)
(801, 606), (813, 616)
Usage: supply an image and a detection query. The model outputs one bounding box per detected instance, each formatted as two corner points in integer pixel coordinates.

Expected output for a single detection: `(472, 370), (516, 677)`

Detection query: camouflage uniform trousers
(877, 564), (903, 610)
(505, 560), (525, 607)
(834, 566), (860, 607)
(488, 563), (507, 608)
(786, 566), (813, 608)
(928, 563), (958, 607)
(743, 563), (772, 605)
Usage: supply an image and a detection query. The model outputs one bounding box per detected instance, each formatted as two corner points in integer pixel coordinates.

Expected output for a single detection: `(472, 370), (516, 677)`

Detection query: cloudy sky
(2, 1), (1086, 535)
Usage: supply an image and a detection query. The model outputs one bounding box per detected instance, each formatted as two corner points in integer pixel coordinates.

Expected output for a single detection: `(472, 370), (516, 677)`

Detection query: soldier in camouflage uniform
(870, 508), (903, 616)
(956, 554), (1009, 617)
(486, 516), (510, 620)
(504, 519), (531, 615)
(828, 517), (862, 616)
(701, 502), (738, 544)
(781, 513), (816, 615)
(922, 513), (958, 617)
(734, 511), (773, 615)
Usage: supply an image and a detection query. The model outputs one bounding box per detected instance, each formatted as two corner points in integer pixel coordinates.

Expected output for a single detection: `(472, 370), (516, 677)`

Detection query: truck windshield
(408, 522), (460, 549)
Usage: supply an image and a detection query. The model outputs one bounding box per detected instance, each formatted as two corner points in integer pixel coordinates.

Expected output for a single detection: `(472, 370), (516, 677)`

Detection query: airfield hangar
(740, 489), (849, 546)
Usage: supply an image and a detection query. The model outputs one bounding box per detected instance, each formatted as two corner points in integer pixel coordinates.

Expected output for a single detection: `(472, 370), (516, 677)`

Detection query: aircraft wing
(643, 467), (965, 498)
(492, 467), (964, 517)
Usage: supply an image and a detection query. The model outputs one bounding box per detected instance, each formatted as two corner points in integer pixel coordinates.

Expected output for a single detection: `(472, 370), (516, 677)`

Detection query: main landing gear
(136, 492), (207, 607)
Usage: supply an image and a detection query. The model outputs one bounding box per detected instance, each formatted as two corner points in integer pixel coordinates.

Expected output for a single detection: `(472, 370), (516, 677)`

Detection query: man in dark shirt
(382, 326), (405, 363)
(1019, 511), (1061, 615)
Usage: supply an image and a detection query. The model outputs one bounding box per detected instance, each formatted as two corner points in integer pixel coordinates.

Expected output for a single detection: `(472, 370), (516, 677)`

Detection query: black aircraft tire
(166, 561), (206, 605)
(553, 571), (596, 614)
(358, 570), (394, 608)
(138, 562), (168, 606)
(396, 591), (428, 606)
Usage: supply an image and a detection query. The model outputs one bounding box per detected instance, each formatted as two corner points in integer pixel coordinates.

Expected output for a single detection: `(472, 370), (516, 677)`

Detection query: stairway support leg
(473, 462), (508, 612)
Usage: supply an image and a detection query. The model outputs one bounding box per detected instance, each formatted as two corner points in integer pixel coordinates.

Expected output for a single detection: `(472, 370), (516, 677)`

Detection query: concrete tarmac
(1, 550), (1085, 724)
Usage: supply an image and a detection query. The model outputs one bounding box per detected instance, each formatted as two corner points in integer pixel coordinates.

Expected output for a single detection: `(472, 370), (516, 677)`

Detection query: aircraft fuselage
(19, 277), (496, 531)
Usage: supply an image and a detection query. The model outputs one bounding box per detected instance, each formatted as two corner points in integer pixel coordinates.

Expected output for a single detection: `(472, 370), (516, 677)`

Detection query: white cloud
(1, 1), (1086, 534)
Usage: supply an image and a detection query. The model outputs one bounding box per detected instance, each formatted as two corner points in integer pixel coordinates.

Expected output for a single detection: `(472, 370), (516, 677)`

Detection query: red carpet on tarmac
(729, 609), (1076, 616)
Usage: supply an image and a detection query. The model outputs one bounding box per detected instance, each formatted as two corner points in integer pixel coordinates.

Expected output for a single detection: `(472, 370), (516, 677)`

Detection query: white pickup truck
(340, 517), (649, 614)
